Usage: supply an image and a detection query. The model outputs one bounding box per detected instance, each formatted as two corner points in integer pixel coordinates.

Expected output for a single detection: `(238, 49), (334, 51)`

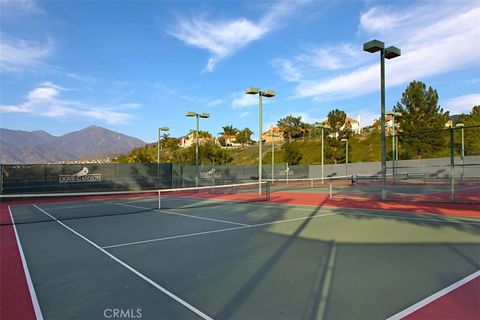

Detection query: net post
(329, 183), (333, 199)
(310, 178), (313, 188)
(266, 181), (271, 201)
(158, 190), (161, 209)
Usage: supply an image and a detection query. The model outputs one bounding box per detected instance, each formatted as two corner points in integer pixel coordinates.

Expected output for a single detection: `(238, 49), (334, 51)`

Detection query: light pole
(245, 87), (276, 195)
(341, 138), (349, 176)
(157, 127), (169, 164)
(386, 111), (401, 180)
(271, 126), (275, 181)
(364, 39), (401, 200)
(456, 123), (465, 184)
(185, 111), (210, 187)
(315, 123), (330, 183)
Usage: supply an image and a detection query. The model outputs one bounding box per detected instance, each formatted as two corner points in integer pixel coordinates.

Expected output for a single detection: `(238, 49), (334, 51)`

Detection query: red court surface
(0, 205), (36, 320)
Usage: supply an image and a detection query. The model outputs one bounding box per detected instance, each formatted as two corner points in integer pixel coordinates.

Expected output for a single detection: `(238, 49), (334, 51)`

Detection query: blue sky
(1, 0), (479, 143)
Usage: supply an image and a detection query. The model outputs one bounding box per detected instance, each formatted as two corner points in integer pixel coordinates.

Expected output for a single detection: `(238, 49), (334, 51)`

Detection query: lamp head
(363, 39), (385, 53)
(386, 111), (402, 117)
(245, 87), (260, 95)
(456, 123), (464, 128)
(341, 138), (348, 142)
(261, 89), (276, 98)
(185, 111), (196, 117)
(385, 46), (401, 59)
(160, 127), (169, 131)
(199, 113), (210, 118)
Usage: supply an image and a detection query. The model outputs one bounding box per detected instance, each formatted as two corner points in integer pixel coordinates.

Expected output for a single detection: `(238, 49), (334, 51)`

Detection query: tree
(218, 125), (239, 146)
(457, 105), (480, 156)
(236, 128), (254, 145)
(282, 142), (302, 165)
(277, 115), (304, 142)
(324, 109), (351, 164)
(219, 125), (239, 136)
(394, 81), (449, 159)
(326, 109), (351, 139)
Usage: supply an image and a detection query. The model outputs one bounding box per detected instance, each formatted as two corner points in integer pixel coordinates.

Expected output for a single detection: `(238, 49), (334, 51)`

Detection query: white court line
(40, 201), (119, 210)
(102, 212), (338, 249)
(114, 202), (250, 227)
(8, 206), (44, 320)
(31, 204), (213, 320)
(386, 269), (480, 320)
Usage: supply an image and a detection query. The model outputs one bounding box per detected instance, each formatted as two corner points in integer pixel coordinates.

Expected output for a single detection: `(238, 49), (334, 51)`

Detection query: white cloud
(168, 0), (311, 71)
(444, 93), (480, 114)
(0, 35), (54, 73)
(0, 82), (138, 124)
(239, 111), (250, 118)
(274, 3), (480, 102)
(232, 93), (259, 109)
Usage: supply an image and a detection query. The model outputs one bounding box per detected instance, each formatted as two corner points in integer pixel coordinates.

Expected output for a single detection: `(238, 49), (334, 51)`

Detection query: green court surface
(8, 196), (480, 319)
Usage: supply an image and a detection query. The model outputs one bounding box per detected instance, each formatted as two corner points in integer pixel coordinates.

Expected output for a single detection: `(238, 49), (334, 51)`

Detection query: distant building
(320, 115), (361, 135)
(180, 133), (213, 148)
(262, 127), (285, 143)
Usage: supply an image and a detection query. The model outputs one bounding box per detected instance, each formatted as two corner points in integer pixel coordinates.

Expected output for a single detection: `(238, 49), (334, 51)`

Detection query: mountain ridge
(0, 126), (146, 164)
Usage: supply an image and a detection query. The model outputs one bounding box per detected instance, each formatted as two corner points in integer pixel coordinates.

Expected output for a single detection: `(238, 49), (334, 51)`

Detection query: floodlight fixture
(261, 89), (276, 98)
(185, 111), (196, 117)
(199, 113), (210, 118)
(245, 87), (260, 95)
(385, 46), (401, 59)
(363, 39), (385, 53)
(455, 123), (464, 128)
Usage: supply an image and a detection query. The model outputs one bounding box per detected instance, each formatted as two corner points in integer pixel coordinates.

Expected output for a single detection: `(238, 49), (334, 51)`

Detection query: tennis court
(1, 182), (479, 319)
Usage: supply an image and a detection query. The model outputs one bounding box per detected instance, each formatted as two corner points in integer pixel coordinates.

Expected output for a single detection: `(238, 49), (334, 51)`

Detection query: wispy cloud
(1, 82), (138, 124)
(168, 0), (311, 72)
(206, 99), (225, 107)
(274, 3), (480, 101)
(152, 82), (195, 102)
(0, 0), (44, 16)
(0, 34), (54, 73)
(444, 93), (480, 114)
(231, 93), (258, 109)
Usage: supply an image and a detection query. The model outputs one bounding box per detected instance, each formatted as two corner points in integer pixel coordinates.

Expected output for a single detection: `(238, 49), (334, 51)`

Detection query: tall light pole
(271, 126), (275, 181)
(456, 123), (465, 184)
(386, 111), (401, 180)
(186, 111), (210, 187)
(245, 87), (276, 195)
(341, 138), (349, 176)
(364, 39), (401, 200)
(315, 123), (330, 183)
(157, 127), (169, 164)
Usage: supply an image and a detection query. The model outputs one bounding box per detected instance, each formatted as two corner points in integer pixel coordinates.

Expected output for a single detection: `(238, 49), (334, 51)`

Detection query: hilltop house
(262, 127), (285, 143)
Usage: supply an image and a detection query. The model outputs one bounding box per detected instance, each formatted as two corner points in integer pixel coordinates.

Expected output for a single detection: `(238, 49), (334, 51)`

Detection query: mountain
(0, 125), (146, 164)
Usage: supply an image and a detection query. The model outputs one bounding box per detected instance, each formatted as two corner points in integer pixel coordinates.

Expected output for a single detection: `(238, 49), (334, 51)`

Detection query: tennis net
(1, 181), (269, 226)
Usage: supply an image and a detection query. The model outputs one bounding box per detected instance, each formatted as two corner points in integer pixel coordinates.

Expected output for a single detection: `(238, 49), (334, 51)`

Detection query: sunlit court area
(1, 0), (480, 319)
